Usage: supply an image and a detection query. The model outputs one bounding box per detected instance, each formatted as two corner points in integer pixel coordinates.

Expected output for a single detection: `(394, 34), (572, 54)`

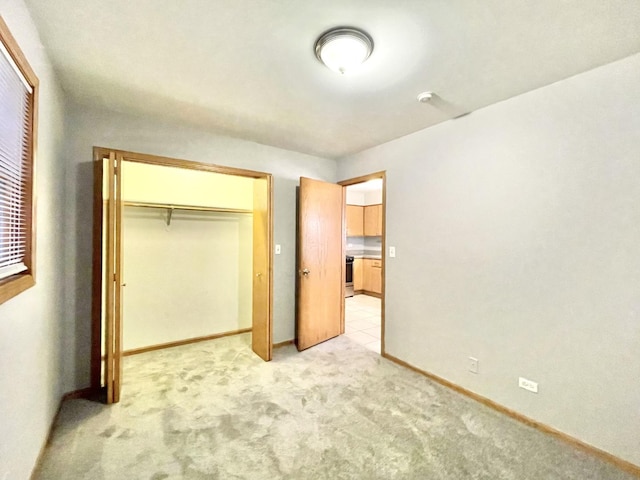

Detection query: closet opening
(91, 148), (273, 404)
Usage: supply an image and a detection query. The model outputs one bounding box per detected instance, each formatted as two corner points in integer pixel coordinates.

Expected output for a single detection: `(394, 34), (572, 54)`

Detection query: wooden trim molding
(359, 290), (381, 299)
(337, 171), (386, 188)
(123, 328), (251, 356)
(0, 16), (39, 306)
(273, 339), (295, 349)
(62, 387), (97, 401)
(93, 146), (270, 178)
(338, 171), (387, 356)
(91, 146), (275, 399)
(383, 353), (640, 477)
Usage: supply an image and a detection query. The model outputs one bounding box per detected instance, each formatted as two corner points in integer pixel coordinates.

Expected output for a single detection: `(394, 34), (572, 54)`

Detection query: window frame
(0, 16), (39, 305)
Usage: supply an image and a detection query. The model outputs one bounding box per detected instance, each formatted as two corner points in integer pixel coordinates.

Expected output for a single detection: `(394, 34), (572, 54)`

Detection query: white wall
(0, 2), (68, 479)
(364, 190), (382, 205)
(123, 208), (253, 350)
(63, 102), (337, 390)
(338, 53), (640, 466)
(346, 189), (382, 206)
(346, 190), (365, 205)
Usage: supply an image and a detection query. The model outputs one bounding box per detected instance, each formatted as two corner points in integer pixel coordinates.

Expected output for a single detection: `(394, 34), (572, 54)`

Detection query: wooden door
(103, 152), (124, 404)
(296, 177), (344, 351)
(252, 176), (272, 360)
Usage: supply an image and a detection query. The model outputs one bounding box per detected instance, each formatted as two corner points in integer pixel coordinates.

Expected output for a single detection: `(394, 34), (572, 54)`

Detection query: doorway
(91, 148), (273, 404)
(295, 172), (385, 354)
(340, 174), (385, 354)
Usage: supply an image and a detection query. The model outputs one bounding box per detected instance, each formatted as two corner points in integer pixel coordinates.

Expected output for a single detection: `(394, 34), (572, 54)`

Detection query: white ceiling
(24, 0), (640, 158)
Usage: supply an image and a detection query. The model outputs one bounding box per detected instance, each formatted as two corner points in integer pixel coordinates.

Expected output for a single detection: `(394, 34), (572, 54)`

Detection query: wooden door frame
(90, 146), (274, 392)
(338, 171), (386, 355)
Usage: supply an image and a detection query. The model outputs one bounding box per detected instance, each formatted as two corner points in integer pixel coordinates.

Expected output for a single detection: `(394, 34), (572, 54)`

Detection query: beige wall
(121, 163), (254, 351)
(121, 161), (254, 209)
(122, 207), (253, 350)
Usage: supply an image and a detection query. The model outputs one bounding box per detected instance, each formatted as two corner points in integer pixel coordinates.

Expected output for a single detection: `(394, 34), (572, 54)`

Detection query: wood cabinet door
(362, 258), (382, 294)
(364, 204), (382, 236)
(362, 259), (372, 291)
(353, 258), (363, 290)
(371, 262), (382, 294)
(363, 206), (376, 236)
(346, 205), (364, 236)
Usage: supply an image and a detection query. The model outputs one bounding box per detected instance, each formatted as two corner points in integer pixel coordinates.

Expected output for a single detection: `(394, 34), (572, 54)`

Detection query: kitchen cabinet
(353, 258), (363, 291)
(346, 205), (364, 236)
(364, 204), (382, 236)
(362, 258), (382, 294)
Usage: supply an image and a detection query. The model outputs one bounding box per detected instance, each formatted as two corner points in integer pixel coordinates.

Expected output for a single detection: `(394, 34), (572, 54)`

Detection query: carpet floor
(34, 333), (635, 479)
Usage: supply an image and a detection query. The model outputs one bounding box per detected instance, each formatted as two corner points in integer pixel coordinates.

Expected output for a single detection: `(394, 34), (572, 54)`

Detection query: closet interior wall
(119, 161), (254, 352)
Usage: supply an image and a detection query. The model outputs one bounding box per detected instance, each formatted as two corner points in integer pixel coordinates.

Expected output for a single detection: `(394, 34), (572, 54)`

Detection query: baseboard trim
(123, 328), (252, 356)
(62, 387), (96, 401)
(273, 339), (294, 348)
(383, 353), (640, 477)
(360, 290), (381, 298)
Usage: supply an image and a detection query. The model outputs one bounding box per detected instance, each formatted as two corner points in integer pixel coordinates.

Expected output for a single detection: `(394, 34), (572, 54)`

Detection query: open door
(252, 176), (272, 360)
(296, 177), (344, 351)
(102, 152), (124, 404)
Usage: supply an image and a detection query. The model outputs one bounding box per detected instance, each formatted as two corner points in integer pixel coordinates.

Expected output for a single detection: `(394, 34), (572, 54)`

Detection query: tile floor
(344, 294), (381, 353)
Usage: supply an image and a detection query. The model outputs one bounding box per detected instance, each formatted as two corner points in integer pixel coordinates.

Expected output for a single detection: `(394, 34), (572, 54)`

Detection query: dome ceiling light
(314, 27), (374, 75)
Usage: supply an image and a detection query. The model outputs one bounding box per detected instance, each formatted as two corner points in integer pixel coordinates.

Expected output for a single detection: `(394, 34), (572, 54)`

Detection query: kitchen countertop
(349, 254), (382, 260)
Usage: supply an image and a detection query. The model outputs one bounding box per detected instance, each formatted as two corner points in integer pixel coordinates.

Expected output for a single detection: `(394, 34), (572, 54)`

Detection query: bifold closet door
(96, 152), (124, 404)
(252, 176), (272, 361)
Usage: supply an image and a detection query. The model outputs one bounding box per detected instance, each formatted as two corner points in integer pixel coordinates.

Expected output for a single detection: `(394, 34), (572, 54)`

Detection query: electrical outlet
(519, 377), (538, 393)
(468, 357), (479, 374)
(275, 244), (281, 255)
(389, 246), (396, 258)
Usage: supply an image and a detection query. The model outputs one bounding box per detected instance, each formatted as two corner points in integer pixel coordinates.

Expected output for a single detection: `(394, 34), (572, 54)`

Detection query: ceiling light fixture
(314, 27), (374, 75)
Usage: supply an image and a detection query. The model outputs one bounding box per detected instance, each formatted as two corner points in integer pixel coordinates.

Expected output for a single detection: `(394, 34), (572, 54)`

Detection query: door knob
(301, 269), (310, 276)
(256, 272), (262, 277)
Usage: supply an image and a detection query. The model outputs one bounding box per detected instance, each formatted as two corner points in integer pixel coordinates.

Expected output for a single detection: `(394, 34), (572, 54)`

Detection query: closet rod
(123, 201), (253, 215)
(124, 201), (252, 225)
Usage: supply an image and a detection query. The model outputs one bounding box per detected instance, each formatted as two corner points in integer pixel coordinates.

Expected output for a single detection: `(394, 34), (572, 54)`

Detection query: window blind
(0, 38), (32, 280)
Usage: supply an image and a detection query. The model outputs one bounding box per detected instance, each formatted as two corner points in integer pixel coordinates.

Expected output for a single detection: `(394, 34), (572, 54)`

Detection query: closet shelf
(124, 201), (253, 226)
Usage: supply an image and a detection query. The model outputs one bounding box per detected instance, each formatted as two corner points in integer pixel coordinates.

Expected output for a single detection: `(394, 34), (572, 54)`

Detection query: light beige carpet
(34, 334), (635, 479)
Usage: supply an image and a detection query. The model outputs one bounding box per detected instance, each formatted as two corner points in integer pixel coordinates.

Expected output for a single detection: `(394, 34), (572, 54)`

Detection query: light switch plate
(389, 246), (396, 258)
(275, 244), (281, 255)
